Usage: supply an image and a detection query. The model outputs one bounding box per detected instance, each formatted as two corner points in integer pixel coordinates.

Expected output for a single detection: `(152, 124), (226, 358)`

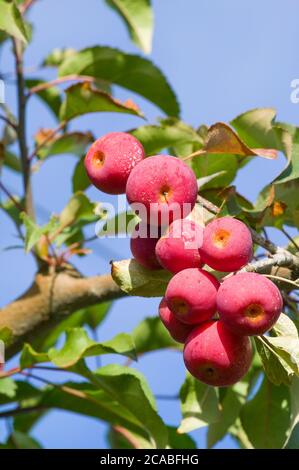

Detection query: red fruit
(155, 219), (204, 273)
(184, 320), (252, 386)
(199, 217), (253, 272)
(217, 272), (283, 336)
(130, 223), (161, 270)
(84, 132), (145, 194)
(159, 298), (193, 343)
(126, 155), (198, 226)
(165, 268), (219, 325)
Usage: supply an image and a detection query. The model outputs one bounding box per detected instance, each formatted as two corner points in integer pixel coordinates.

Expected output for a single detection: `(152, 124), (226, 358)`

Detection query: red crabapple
(130, 223), (161, 270)
(84, 132), (145, 194)
(155, 219), (204, 273)
(183, 320), (252, 386)
(159, 298), (193, 343)
(165, 268), (219, 325)
(217, 272), (283, 336)
(126, 155), (198, 226)
(199, 216), (253, 272)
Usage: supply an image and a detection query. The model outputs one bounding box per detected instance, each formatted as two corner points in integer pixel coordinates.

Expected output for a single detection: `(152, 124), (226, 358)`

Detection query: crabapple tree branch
(0, 266), (125, 358)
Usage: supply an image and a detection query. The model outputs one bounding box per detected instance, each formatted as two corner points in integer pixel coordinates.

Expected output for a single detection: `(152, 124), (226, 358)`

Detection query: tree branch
(244, 252), (299, 274)
(0, 266), (125, 358)
(28, 121), (66, 161)
(0, 180), (23, 212)
(27, 75), (96, 97)
(12, 38), (35, 219)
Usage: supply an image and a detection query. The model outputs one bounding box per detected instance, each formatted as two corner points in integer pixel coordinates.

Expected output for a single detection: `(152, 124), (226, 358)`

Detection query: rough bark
(0, 266), (125, 357)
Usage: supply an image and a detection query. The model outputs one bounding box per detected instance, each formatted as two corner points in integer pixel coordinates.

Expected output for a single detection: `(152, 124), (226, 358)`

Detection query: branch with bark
(0, 266), (124, 358)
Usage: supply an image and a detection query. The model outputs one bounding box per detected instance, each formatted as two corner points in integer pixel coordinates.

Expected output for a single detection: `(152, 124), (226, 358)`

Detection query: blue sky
(1, 0), (299, 448)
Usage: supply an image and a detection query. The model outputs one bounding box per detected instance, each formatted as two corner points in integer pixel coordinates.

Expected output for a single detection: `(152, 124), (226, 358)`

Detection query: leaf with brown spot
(59, 82), (145, 122)
(271, 201), (287, 217)
(185, 123), (277, 161)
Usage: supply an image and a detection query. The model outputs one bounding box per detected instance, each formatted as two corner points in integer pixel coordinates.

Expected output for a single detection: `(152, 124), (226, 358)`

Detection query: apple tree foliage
(0, 0), (299, 449)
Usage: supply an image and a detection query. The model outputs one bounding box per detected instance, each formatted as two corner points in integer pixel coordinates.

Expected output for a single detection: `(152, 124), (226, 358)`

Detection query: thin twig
(0, 180), (23, 212)
(0, 114), (17, 131)
(27, 75), (96, 97)
(20, 0), (38, 14)
(281, 227), (299, 251)
(28, 121), (66, 161)
(264, 274), (299, 288)
(0, 405), (46, 419)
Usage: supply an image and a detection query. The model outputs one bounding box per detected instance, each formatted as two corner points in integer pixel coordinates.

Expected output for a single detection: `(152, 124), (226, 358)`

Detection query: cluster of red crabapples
(85, 132), (283, 387)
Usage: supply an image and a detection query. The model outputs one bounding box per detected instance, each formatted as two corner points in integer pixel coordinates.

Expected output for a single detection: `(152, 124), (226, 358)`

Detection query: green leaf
(107, 426), (149, 449)
(0, 381), (41, 406)
(59, 82), (144, 122)
(0, 326), (13, 345)
(178, 374), (220, 434)
(0, 377), (17, 398)
(283, 377), (299, 448)
(192, 153), (238, 189)
(20, 328), (136, 368)
(20, 344), (49, 369)
(59, 192), (97, 227)
(230, 108), (280, 149)
(2, 150), (21, 172)
(106, 0), (153, 54)
(97, 210), (138, 237)
(5, 431), (42, 449)
(272, 312), (299, 338)
(0, 0), (28, 43)
(43, 47), (77, 67)
(255, 314), (299, 386)
(207, 383), (247, 448)
(29, 307), (98, 351)
(131, 119), (201, 155)
(132, 316), (179, 355)
(111, 258), (172, 297)
(20, 213), (59, 252)
(36, 131), (93, 160)
(275, 126), (299, 184)
(84, 302), (112, 330)
(167, 426), (196, 449)
(58, 46), (179, 117)
(52, 329), (136, 366)
(92, 364), (168, 448)
(0, 197), (22, 227)
(26, 78), (62, 118)
(241, 378), (290, 449)
(39, 377), (161, 448)
(255, 336), (294, 386)
(72, 157), (91, 192)
(285, 422), (299, 449)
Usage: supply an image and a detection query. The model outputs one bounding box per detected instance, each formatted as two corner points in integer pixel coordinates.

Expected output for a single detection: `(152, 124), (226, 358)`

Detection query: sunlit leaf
(178, 374), (220, 434)
(60, 82), (144, 122)
(0, 0), (28, 43)
(106, 0), (153, 53)
(241, 377), (290, 449)
(59, 46), (179, 117)
(111, 258), (171, 296)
